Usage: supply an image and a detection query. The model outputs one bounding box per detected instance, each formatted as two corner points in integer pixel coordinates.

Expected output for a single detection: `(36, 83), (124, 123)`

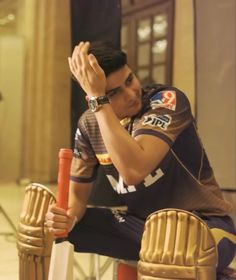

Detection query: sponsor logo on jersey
(150, 90), (176, 111)
(142, 114), (172, 130)
(120, 117), (131, 126)
(75, 128), (82, 140)
(74, 148), (82, 158)
(96, 153), (112, 165)
(143, 169), (164, 187)
(107, 174), (136, 194)
(111, 210), (126, 223)
(106, 168), (164, 194)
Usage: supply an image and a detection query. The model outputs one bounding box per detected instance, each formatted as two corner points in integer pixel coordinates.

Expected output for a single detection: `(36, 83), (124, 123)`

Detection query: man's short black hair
(88, 41), (127, 77)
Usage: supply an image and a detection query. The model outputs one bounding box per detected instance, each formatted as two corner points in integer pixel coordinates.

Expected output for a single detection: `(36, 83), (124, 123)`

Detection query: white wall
(173, 0), (195, 115)
(195, 0), (236, 189)
(0, 36), (25, 181)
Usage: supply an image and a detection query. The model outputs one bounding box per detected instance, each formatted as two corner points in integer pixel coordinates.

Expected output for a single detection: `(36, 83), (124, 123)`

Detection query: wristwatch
(88, 96), (110, 112)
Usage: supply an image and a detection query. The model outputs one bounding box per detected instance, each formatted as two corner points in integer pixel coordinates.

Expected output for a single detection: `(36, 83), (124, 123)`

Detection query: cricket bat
(48, 148), (74, 280)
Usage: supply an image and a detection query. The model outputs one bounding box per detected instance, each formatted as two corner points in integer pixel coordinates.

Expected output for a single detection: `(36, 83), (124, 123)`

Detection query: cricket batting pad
(16, 183), (56, 280)
(138, 209), (217, 280)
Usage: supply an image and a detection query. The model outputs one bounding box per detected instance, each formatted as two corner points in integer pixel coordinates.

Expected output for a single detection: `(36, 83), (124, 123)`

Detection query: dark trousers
(68, 207), (236, 272)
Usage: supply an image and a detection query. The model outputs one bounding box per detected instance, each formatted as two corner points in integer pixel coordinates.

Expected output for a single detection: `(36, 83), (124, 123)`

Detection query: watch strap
(88, 95), (109, 112)
(96, 95), (109, 105)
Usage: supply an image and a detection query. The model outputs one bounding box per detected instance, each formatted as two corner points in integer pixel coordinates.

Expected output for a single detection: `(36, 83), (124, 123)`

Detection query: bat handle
(56, 148), (73, 238)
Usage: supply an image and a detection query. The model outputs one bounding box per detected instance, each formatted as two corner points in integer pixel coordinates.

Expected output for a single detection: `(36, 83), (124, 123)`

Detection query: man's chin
(126, 104), (142, 118)
(132, 101), (142, 114)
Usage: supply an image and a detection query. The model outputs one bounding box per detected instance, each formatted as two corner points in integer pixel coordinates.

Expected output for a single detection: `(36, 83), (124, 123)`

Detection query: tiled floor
(0, 182), (235, 280)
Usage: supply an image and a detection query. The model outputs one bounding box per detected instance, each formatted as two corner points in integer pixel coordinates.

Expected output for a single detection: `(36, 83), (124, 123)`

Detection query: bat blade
(48, 240), (74, 280)
(48, 148), (74, 280)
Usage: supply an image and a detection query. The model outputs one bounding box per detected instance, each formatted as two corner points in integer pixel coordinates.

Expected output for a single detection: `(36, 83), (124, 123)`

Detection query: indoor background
(0, 0), (235, 279)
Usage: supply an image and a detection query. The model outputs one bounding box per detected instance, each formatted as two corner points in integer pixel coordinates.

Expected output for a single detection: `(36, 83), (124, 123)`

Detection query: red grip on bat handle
(56, 148), (73, 238)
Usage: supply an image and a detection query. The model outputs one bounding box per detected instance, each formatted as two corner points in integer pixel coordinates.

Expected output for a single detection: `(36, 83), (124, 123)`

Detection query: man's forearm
(68, 181), (93, 222)
(94, 104), (169, 185)
(95, 104), (144, 181)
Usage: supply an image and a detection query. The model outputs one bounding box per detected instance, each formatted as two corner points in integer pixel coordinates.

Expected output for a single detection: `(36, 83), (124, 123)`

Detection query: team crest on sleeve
(142, 114), (172, 130)
(150, 90), (176, 111)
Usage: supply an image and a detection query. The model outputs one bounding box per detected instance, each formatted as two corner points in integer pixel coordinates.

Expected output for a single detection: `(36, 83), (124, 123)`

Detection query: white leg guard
(16, 183), (56, 280)
(138, 209), (217, 280)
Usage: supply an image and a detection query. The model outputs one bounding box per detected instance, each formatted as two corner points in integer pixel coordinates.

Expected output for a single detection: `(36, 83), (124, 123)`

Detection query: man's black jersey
(70, 84), (233, 219)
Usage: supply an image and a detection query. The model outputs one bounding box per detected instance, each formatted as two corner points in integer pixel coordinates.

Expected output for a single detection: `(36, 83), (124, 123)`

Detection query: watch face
(89, 96), (109, 112)
(89, 97), (99, 112)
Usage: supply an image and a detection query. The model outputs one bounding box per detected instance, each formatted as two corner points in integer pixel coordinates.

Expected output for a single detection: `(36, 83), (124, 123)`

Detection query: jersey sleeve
(133, 89), (193, 146)
(70, 115), (99, 183)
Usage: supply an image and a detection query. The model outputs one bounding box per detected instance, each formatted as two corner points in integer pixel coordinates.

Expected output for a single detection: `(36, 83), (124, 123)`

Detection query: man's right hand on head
(68, 41), (107, 98)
